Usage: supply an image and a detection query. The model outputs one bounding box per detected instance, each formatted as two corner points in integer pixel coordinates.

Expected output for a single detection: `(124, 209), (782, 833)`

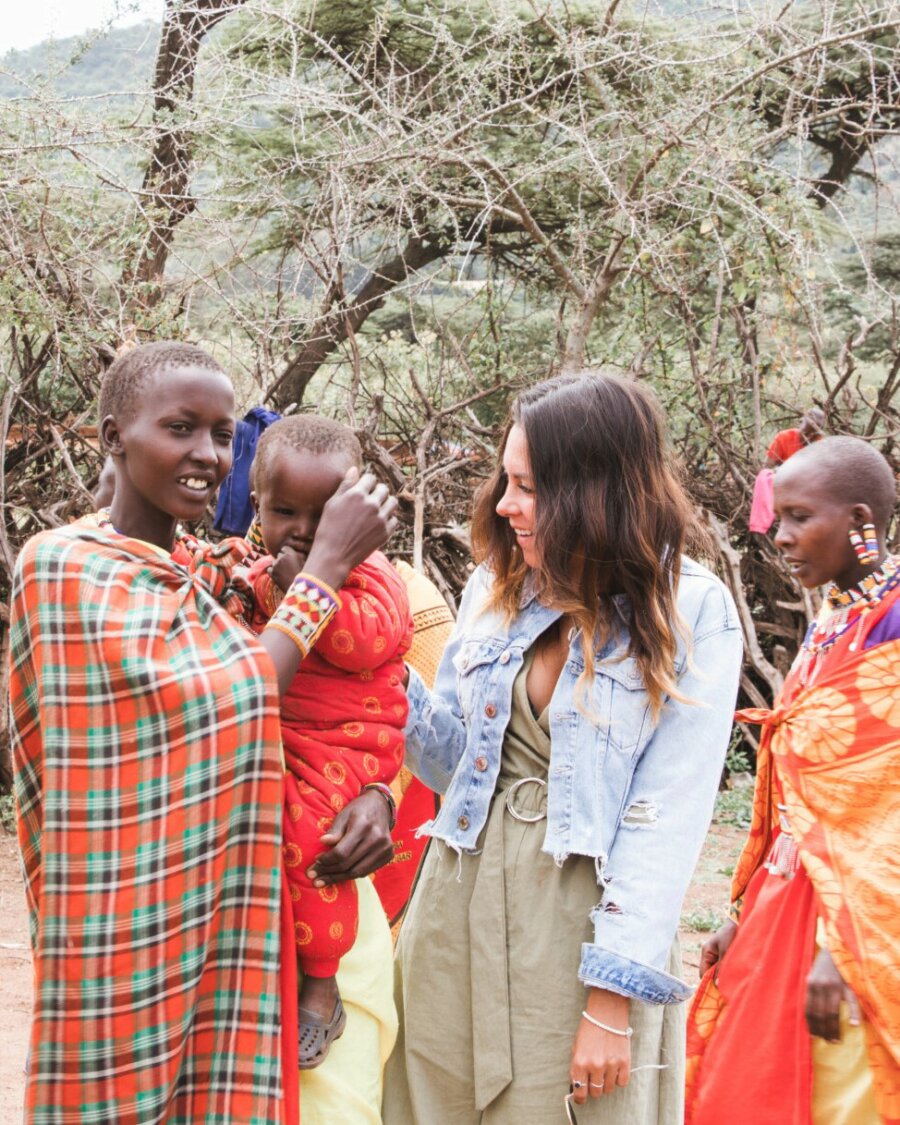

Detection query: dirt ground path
(0, 816), (744, 1124)
(678, 817), (745, 975)
(0, 831), (31, 1125)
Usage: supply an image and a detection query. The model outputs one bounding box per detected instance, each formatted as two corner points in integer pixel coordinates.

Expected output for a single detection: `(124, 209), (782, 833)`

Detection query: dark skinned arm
(806, 947), (861, 1042)
(306, 789), (396, 887)
(699, 918), (739, 983)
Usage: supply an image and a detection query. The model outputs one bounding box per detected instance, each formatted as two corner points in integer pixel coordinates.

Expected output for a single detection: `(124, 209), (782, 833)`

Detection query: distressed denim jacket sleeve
(578, 589), (743, 1004)
(403, 566), (490, 794)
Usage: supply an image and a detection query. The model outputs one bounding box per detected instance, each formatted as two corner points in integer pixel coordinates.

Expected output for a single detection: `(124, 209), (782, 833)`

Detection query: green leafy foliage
(0, 0), (897, 761)
(0, 792), (15, 836)
(681, 907), (727, 933)
(715, 784), (754, 831)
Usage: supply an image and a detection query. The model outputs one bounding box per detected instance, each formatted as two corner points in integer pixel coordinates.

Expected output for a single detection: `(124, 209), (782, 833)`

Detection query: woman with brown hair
(382, 370), (743, 1124)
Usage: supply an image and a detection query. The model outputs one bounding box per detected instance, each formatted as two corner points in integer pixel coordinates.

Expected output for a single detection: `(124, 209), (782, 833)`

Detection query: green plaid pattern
(10, 519), (286, 1124)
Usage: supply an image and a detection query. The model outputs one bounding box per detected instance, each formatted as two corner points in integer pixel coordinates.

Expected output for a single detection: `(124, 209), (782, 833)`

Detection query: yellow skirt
(298, 878), (398, 1124)
(812, 1004), (878, 1125)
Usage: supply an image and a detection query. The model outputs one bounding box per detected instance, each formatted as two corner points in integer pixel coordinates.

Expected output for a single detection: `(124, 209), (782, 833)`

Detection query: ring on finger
(589, 1081), (605, 1090)
(571, 1080), (585, 1090)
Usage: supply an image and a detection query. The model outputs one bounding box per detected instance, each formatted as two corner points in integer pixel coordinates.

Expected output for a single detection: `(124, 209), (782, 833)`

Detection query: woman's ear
(850, 502), (876, 530)
(100, 415), (123, 456)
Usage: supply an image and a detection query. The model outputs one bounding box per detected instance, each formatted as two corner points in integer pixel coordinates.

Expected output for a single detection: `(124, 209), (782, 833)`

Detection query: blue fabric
(214, 407), (281, 536)
(579, 945), (694, 1004)
(403, 557), (743, 1001)
(864, 599), (900, 648)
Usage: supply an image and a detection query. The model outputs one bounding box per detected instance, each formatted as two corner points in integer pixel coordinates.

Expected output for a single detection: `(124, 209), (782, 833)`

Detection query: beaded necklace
(795, 558), (900, 686)
(825, 555), (900, 608)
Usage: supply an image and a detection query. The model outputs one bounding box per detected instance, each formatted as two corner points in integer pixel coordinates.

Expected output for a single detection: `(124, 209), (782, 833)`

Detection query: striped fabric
(10, 517), (286, 1124)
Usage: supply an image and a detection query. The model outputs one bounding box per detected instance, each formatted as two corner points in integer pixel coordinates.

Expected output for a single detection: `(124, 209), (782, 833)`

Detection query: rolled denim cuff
(268, 572), (341, 657)
(579, 943), (694, 1005)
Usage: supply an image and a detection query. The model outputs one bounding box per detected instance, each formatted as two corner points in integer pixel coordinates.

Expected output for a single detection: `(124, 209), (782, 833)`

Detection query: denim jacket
(404, 557), (742, 1005)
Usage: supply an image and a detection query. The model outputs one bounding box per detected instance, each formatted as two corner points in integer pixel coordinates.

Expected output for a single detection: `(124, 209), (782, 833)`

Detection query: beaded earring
(849, 525), (878, 566)
(863, 522), (879, 563)
(849, 528), (867, 561)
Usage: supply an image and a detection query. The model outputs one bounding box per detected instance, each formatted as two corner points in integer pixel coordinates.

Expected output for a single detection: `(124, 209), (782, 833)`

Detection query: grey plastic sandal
(298, 996), (347, 1070)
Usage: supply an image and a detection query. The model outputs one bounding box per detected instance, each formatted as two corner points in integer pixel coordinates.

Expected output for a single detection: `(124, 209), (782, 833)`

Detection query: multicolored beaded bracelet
(268, 572), (341, 657)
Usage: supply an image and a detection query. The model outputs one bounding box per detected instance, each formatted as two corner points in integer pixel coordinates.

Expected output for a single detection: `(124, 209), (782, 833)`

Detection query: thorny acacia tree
(0, 0), (898, 779)
(195, 0), (900, 729)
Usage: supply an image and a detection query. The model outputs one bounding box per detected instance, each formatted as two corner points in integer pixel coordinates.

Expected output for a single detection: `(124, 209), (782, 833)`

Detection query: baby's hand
(271, 545), (304, 593)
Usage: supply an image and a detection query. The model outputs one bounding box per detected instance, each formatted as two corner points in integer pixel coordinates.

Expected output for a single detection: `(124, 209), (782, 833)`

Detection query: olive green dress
(382, 653), (685, 1124)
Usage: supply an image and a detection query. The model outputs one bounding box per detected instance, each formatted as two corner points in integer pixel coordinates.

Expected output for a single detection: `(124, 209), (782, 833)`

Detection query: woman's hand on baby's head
(306, 468), (399, 589)
(271, 545), (304, 593)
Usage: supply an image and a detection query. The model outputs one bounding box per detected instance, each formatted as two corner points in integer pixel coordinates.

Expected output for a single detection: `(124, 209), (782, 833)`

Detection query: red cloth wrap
(249, 551), (413, 975)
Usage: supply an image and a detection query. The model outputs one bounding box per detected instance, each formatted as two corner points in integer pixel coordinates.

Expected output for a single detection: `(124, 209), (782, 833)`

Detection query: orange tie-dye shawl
(687, 592), (900, 1124)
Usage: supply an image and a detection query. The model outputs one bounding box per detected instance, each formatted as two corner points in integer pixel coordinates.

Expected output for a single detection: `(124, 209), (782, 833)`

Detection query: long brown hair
(471, 370), (701, 717)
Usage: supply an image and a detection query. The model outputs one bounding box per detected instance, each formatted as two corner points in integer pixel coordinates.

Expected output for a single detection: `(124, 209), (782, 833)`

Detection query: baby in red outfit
(246, 415), (413, 1069)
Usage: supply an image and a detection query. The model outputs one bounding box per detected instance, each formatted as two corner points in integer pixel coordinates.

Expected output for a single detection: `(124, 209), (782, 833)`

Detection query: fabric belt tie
(468, 775), (547, 1111)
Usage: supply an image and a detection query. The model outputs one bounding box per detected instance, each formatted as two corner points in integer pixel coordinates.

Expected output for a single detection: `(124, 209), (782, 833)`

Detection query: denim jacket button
(485, 703), (497, 718)
(499, 650), (511, 664)
(474, 756), (488, 771)
(458, 815), (470, 830)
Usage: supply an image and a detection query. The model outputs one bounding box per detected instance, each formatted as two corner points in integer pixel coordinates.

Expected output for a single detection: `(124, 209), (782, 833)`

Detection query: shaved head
(777, 436), (896, 529)
(252, 415), (362, 492)
(99, 341), (226, 429)
(799, 406), (826, 438)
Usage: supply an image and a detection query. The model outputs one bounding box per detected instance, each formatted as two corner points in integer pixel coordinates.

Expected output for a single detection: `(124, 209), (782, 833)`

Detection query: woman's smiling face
(495, 423), (539, 568)
(103, 364), (235, 545)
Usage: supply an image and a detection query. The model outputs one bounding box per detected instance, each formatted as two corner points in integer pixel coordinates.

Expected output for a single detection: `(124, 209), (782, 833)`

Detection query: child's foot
(298, 975), (346, 1070)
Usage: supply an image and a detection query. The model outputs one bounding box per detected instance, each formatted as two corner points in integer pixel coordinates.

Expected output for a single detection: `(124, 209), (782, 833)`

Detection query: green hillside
(0, 20), (158, 100)
(0, 0), (704, 103)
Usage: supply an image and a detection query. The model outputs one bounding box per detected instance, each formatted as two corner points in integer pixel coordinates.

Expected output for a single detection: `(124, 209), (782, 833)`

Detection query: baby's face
(254, 447), (352, 567)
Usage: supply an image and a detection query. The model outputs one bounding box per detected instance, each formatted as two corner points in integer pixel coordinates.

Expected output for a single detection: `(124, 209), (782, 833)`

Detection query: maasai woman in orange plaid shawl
(10, 342), (398, 1125)
(686, 436), (900, 1125)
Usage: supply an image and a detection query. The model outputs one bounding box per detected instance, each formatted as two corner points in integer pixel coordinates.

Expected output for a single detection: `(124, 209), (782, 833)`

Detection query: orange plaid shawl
(687, 594), (900, 1123)
(10, 518), (287, 1124)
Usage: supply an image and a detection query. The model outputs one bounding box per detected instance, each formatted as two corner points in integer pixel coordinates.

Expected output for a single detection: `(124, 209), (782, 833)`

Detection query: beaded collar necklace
(826, 555), (900, 608)
(799, 557), (900, 670)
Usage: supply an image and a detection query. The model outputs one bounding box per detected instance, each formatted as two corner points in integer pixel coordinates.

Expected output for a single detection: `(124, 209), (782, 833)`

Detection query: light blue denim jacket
(404, 557), (742, 1005)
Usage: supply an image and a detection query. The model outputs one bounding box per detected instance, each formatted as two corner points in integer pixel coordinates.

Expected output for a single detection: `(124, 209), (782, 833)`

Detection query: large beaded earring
(849, 526), (877, 566)
(862, 523), (879, 564)
(849, 528), (869, 563)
